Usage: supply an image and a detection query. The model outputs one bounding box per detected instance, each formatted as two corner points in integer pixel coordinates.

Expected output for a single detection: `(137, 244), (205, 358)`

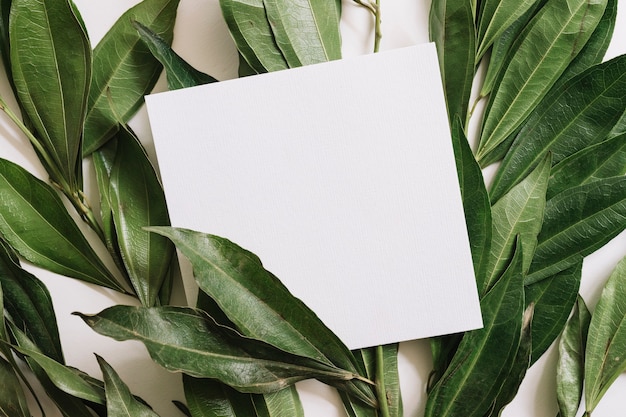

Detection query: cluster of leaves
(427, 0), (626, 415)
(0, 0), (625, 417)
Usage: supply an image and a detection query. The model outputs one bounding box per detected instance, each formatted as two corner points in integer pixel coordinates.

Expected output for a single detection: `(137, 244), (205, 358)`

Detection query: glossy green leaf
(556, 295), (590, 417)
(424, 239), (524, 417)
(9, 325), (98, 417)
(0, 240), (63, 362)
(476, 0), (608, 163)
(450, 117), (492, 294)
(109, 128), (173, 307)
(551, 0), (617, 90)
(429, 0), (476, 122)
(525, 262), (582, 363)
(484, 154), (550, 291)
(10, 0), (91, 189)
(263, 0), (342, 67)
(584, 257), (626, 413)
(77, 306), (363, 394)
(0, 158), (124, 292)
(547, 134), (626, 199)
(252, 387), (305, 417)
(134, 21), (217, 90)
(183, 375), (258, 417)
(427, 334), (463, 393)
(486, 303), (534, 416)
(97, 356), (160, 417)
(490, 54), (626, 201)
(146, 227), (376, 407)
(219, 0), (288, 74)
(375, 345), (402, 417)
(9, 343), (105, 405)
(83, 0), (179, 155)
(476, 0), (536, 59)
(0, 356), (29, 417)
(0, 0), (11, 81)
(526, 177), (626, 284)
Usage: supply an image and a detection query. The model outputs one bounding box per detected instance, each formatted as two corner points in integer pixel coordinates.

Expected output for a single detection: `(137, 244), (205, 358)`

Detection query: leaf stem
(0, 95), (107, 243)
(375, 345), (391, 417)
(353, 0), (382, 53)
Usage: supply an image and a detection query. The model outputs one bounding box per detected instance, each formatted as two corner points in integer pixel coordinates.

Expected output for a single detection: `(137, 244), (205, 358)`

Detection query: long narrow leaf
(526, 177), (626, 284)
(477, 0), (608, 163)
(476, 0), (537, 59)
(252, 387), (305, 417)
(183, 375), (258, 417)
(109, 128), (173, 306)
(83, 0), (180, 155)
(262, 0), (342, 67)
(0, 158), (125, 292)
(490, 54), (626, 201)
(584, 256), (626, 413)
(10, 0), (91, 189)
(0, 356), (29, 417)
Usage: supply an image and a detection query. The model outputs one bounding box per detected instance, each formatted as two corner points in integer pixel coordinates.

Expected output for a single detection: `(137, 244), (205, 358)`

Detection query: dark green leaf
(490, 54), (626, 201)
(97, 355), (160, 417)
(76, 306), (364, 394)
(134, 20), (217, 90)
(484, 154), (550, 290)
(584, 256), (626, 413)
(375, 345), (402, 417)
(146, 227), (376, 407)
(252, 387), (305, 417)
(427, 334), (463, 393)
(0, 158), (125, 292)
(526, 177), (626, 284)
(83, 0), (180, 155)
(262, 0), (342, 67)
(9, 342), (105, 405)
(525, 262), (582, 363)
(109, 127), (173, 306)
(556, 295), (590, 417)
(450, 117), (492, 294)
(429, 0), (476, 122)
(10, 0), (91, 189)
(476, 0), (537, 59)
(0, 356), (29, 417)
(476, 0), (608, 163)
(219, 0), (288, 74)
(183, 375), (258, 417)
(0, 0), (11, 81)
(486, 303), (534, 416)
(0, 240), (63, 362)
(547, 134), (626, 199)
(424, 238), (524, 417)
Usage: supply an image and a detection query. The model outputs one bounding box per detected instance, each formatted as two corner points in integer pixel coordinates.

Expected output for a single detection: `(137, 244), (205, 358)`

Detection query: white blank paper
(146, 43), (482, 349)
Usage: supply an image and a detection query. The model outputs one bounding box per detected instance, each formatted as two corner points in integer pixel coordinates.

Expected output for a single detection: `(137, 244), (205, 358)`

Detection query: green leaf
(476, 0), (608, 163)
(485, 303), (534, 416)
(146, 227), (376, 407)
(484, 154), (550, 291)
(134, 21), (217, 90)
(429, 0), (476, 122)
(0, 240), (63, 362)
(183, 375), (258, 417)
(97, 355), (160, 417)
(262, 0), (342, 67)
(525, 262), (582, 363)
(547, 134), (626, 199)
(109, 127), (174, 306)
(450, 117), (492, 294)
(83, 0), (180, 155)
(556, 295), (590, 417)
(584, 256), (626, 413)
(252, 387), (305, 417)
(526, 177), (626, 285)
(551, 0), (617, 90)
(10, 0), (91, 189)
(0, 0), (12, 81)
(375, 345), (402, 417)
(0, 356), (29, 417)
(219, 0), (288, 74)
(476, 0), (537, 59)
(9, 342), (105, 405)
(77, 306), (364, 394)
(424, 239), (525, 417)
(489, 54), (626, 201)
(0, 158), (124, 292)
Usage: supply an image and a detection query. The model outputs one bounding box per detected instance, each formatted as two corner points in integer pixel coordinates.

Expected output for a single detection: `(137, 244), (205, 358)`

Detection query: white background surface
(0, 1), (624, 416)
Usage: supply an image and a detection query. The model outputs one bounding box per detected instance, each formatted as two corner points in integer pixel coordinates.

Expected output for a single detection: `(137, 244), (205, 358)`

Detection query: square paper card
(146, 43), (482, 349)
